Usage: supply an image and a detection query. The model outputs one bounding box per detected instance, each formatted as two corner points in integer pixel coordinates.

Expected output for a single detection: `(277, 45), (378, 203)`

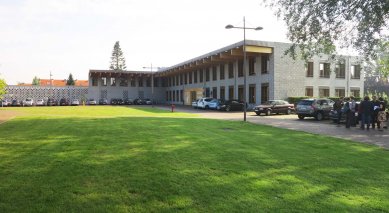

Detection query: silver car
(36, 99), (45, 106)
(296, 98), (334, 121)
(24, 98), (34, 106)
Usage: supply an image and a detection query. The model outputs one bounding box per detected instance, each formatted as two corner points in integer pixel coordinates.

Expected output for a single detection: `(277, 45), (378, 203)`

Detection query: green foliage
(365, 90), (389, 102)
(66, 73), (75, 86)
(287, 96), (309, 104)
(376, 38), (389, 78)
(0, 78), (6, 99)
(32, 76), (40, 86)
(109, 41), (127, 71)
(1, 107), (389, 211)
(264, 0), (389, 60)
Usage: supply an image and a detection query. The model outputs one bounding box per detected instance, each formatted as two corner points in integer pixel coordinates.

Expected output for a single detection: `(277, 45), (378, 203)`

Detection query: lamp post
(143, 64), (161, 107)
(226, 16), (263, 122)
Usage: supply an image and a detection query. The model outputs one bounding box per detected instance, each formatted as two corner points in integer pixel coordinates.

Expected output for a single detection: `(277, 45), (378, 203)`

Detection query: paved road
(155, 105), (389, 149)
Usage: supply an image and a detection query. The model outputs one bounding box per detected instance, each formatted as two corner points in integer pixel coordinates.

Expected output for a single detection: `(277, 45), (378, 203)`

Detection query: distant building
(40, 79), (89, 87)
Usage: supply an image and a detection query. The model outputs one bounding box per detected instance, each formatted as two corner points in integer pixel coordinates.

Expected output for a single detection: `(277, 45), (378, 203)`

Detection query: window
(249, 84), (256, 104)
(335, 63), (346, 78)
(319, 63), (330, 78)
(220, 64), (225, 80)
(261, 83), (269, 103)
(238, 85), (244, 101)
(228, 86), (234, 100)
(212, 66), (217, 81)
(173, 90), (176, 101)
(193, 71), (198, 83)
(335, 88), (345, 97)
(261, 55), (269, 74)
(111, 77), (116, 86)
(180, 90), (183, 102)
(305, 87), (313, 97)
(205, 87), (210, 97)
(130, 80), (136, 87)
(172, 76), (175, 86)
(189, 72), (192, 84)
(351, 65), (361, 79)
(120, 78), (128, 87)
(101, 77), (107, 86)
(146, 78), (151, 87)
(206, 68), (210, 81)
(220, 86), (225, 100)
(166, 91), (169, 101)
(184, 73), (187, 85)
(238, 60), (244, 77)
(92, 78), (98, 86)
(199, 69), (203, 82)
(228, 62), (234, 78)
(138, 78), (143, 87)
(306, 62), (314, 77)
(319, 87), (330, 97)
(180, 74), (183, 85)
(154, 78), (158, 87)
(176, 90), (180, 102)
(351, 88), (360, 97)
(249, 58), (255, 75)
(212, 87), (217, 99)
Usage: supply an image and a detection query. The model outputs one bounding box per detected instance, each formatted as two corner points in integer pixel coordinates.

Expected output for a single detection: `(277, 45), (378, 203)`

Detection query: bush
(287, 97), (310, 104)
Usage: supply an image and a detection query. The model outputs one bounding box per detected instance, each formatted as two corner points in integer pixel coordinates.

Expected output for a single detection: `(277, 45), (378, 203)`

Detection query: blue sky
(0, 0), (289, 84)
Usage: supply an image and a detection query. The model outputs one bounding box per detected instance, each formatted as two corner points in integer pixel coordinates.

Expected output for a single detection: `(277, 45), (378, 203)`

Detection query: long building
(88, 40), (364, 106)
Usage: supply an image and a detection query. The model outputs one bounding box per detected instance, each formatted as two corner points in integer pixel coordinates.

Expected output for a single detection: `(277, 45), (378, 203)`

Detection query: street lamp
(143, 64), (161, 107)
(226, 16), (263, 122)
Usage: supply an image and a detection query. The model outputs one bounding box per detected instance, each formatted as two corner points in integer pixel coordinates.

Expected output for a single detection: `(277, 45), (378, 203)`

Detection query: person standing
(334, 97), (344, 124)
(344, 97), (352, 128)
(377, 97), (387, 131)
(372, 96), (381, 129)
(360, 96), (374, 130)
(349, 96), (356, 127)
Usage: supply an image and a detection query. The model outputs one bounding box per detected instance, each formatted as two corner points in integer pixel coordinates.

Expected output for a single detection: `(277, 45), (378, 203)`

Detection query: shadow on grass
(0, 116), (389, 212)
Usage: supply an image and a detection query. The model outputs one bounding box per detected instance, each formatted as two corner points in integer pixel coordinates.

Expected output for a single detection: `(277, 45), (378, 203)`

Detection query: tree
(66, 73), (75, 86)
(32, 76), (40, 85)
(109, 41), (127, 71)
(0, 77), (6, 100)
(264, 0), (389, 60)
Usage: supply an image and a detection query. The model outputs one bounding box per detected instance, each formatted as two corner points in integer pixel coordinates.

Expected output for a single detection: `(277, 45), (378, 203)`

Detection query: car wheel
(255, 112), (261, 116)
(298, 115), (304, 120)
(315, 112), (323, 121)
(266, 110), (271, 116)
(286, 109), (291, 115)
(226, 106), (231, 112)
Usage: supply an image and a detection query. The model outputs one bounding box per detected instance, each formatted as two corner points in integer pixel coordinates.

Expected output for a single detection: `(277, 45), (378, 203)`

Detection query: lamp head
(225, 24), (234, 29)
(255, 26), (263, 31)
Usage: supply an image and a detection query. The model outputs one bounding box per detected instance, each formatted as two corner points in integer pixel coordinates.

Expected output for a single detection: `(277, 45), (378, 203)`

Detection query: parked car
(254, 100), (295, 116)
(196, 98), (215, 109)
(192, 99), (199, 108)
(116, 98), (124, 105)
(36, 99), (45, 106)
(219, 100), (244, 111)
(47, 98), (57, 106)
(11, 99), (22, 107)
(71, 99), (80, 106)
(144, 99), (152, 105)
(123, 99), (133, 105)
(99, 98), (108, 105)
(59, 98), (70, 106)
(1, 99), (11, 106)
(88, 99), (97, 105)
(295, 98), (334, 120)
(23, 98), (34, 106)
(133, 98), (145, 105)
(208, 99), (222, 110)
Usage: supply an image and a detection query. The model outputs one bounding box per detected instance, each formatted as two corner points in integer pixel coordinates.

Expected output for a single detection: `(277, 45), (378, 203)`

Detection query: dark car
(295, 98), (334, 120)
(99, 98), (108, 105)
(133, 98), (145, 105)
(254, 100), (295, 116)
(219, 100), (244, 111)
(11, 100), (22, 107)
(47, 98), (57, 106)
(124, 99), (133, 105)
(116, 98), (124, 105)
(59, 98), (69, 106)
(110, 98), (118, 105)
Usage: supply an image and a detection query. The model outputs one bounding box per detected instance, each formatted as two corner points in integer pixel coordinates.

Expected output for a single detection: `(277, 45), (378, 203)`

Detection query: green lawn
(0, 106), (388, 212)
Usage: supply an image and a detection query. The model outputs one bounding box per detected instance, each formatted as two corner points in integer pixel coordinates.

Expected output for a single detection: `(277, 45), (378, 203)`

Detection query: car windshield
(264, 101), (276, 105)
(26, 99), (32, 101)
(297, 100), (314, 105)
(204, 98), (213, 102)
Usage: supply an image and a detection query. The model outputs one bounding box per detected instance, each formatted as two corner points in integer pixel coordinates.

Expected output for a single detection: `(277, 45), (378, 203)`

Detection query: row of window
(306, 62), (361, 79)
(167, 55), (269, 87)
(91, 77), (160, 87)
(166, 84), (270, 104)
(305, 87), (361, 98)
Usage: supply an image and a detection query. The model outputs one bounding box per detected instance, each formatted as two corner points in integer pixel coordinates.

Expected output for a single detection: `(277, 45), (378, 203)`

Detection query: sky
(0, 0), (290, 85)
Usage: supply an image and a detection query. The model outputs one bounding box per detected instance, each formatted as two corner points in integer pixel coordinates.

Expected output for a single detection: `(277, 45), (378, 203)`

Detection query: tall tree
(264, 0), (389, 60)
(109, 41), (127, 71)
(0, 77), (6, 100)
(66, 73), (75, 86)
(32, 76), (40, 85)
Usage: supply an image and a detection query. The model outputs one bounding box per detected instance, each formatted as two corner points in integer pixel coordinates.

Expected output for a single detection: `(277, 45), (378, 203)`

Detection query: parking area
(155, 104), (389, 149)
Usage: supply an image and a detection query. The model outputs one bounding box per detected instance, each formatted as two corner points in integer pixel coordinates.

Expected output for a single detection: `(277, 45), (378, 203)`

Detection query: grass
(0, 106), (389, 212)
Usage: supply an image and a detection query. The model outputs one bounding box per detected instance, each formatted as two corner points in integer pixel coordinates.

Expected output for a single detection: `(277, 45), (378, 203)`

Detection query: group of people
(333, 96), (388, 131)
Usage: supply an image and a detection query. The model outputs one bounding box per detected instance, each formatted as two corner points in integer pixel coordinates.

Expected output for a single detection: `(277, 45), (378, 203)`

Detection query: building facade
(88, 40), (364, 105)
